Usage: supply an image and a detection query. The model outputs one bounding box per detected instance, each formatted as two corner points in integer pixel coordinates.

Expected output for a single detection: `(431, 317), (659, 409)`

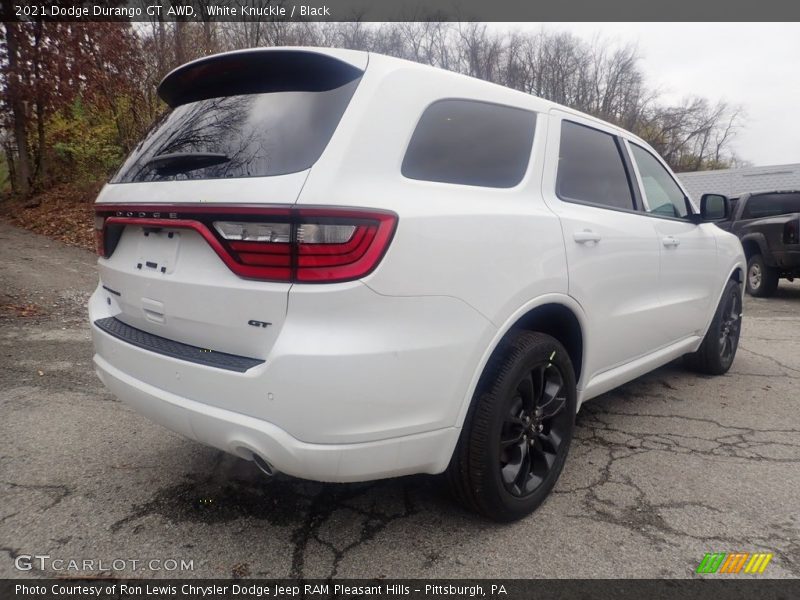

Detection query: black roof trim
(158, 50), (364, 107)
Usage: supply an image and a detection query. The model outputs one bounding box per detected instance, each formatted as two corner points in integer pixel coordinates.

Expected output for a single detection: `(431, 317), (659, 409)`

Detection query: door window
(629, 144), (690, 219)
(556, 121), (635, 210)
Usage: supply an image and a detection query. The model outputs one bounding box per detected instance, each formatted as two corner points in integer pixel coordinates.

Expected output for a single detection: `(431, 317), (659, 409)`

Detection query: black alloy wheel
(499, 361), (571, 497)
(684, 278), (743, 375)
(718, 285), (742, 367)
(447, 331), (577, 521)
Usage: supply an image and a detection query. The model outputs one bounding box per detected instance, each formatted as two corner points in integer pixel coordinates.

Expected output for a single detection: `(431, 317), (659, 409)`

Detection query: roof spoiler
(158, 49), (365, 107)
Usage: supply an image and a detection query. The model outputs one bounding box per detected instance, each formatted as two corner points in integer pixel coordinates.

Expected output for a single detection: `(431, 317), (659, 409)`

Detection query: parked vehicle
(89, 48), (745, 521)
(715, 190), (800, 296)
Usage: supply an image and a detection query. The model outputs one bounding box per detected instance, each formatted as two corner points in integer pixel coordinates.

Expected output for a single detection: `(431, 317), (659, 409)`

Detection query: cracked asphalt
(1, 220), (798, 579)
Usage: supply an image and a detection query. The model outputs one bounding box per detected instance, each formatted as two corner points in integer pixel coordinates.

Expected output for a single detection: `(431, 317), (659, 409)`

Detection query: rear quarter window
(401, 99), (536, 188)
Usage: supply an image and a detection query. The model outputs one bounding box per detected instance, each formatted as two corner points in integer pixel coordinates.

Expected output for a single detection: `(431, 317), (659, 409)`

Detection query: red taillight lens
(227, 239), (292, 280)
(94, 205), (397, 283)
(295, 214), (394, 282)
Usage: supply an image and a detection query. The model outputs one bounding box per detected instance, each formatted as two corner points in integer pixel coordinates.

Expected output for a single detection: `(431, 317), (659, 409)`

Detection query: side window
(401, 99), (536, 188)
(556, 121), (635, 211)
(629, 144), (689, 219)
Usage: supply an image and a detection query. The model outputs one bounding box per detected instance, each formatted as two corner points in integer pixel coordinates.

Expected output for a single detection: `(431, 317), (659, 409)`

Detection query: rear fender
(454, 293), (589, 431)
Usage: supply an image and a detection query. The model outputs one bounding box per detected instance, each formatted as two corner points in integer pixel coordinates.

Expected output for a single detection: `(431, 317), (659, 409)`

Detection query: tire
(447, 331), (577, 522)
(746, 254), (778, 297)
(683, 279), (743, 375)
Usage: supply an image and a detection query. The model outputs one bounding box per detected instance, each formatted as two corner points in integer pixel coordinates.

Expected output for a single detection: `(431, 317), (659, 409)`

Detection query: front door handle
(573, 230), (602, 244)
(662, 236), (681, 248)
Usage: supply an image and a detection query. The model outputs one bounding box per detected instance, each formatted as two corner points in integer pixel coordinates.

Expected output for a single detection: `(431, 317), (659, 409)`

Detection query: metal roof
(678, 163), (800, 199)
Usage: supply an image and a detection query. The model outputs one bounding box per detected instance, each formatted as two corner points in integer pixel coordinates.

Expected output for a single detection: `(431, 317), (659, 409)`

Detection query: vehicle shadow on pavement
(767, 284), (800, 299)
(106, 442), (473, 577)
(101, 345), (800, 578)
(102, 361), (683, 573)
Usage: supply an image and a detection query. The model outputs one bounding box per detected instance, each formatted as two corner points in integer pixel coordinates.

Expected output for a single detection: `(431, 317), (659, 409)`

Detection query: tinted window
(629, 144), (689, 218)
(402, 100), (535, 188)
(741, 193), (800, 219)
(556, 121), (634, 210)
(113, 78), (360, 183)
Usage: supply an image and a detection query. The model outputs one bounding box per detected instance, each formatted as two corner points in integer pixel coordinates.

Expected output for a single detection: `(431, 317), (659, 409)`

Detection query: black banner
(3, 0), (800, 23)
(2, 580), (800, 600)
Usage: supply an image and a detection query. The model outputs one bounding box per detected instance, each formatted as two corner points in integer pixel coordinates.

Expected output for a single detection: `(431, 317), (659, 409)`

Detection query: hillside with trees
(0, 20), (746, 248)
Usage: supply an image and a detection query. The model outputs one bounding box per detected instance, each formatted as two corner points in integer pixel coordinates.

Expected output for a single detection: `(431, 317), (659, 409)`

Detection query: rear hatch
(94, 49), (367, 361)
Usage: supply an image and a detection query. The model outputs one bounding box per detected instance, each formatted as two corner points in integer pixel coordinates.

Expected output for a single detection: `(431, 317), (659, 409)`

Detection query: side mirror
(699, 193), (729, 221)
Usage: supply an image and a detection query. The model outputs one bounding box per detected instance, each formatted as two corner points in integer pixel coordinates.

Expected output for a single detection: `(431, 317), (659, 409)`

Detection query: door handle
(573, 230), (602, 244)
(662, 236), (681, 248)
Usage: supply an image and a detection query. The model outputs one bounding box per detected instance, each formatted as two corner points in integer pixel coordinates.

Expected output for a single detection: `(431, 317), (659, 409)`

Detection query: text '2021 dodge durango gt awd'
(89, 48), (745, 520)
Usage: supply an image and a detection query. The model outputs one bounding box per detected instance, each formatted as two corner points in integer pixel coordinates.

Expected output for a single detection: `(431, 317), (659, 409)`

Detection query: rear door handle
(662, 236), (681, 248)
(573, 230), (602, 244)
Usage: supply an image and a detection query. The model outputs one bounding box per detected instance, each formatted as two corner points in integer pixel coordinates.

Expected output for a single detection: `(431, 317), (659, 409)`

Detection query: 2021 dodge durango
(89, 47), (746, 521)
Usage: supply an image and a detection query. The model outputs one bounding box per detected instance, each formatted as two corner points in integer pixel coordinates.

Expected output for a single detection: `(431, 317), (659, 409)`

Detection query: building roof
(678, 163), (800, 199)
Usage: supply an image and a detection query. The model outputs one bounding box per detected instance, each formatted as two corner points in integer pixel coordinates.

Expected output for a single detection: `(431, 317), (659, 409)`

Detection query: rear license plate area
(135, 229), (180, 274)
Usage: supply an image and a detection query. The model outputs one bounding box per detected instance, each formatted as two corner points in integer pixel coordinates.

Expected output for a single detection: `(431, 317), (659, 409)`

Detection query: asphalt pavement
(1, 221), (798, 579)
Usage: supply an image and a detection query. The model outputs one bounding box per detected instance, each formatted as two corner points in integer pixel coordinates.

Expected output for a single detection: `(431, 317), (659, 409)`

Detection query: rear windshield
(112, 78), (360, 183)
(741, 193), (800, 219)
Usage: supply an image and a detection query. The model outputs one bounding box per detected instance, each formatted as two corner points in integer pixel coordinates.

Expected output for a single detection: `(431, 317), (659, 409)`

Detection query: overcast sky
(502, 23), (799, 167)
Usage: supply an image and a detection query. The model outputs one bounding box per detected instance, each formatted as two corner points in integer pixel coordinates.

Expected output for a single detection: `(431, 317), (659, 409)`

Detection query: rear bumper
(772, 249), (800, 271)
(89, 280), (494, 482)
(95, 354), (458, 482)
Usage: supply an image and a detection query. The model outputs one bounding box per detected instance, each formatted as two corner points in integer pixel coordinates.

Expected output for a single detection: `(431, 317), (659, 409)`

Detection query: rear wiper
(145, 152), (230, 175)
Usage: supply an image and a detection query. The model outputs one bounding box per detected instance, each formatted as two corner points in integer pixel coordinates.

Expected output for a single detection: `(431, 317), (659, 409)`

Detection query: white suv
(90, 48), (745, 521)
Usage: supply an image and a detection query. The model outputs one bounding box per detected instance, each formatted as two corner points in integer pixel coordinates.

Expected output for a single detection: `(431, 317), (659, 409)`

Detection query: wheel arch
(455, 294), (587, 429)
(697, 262), (746, 341)
(730, 265), (744, 284)
(740, 233), (768, 261)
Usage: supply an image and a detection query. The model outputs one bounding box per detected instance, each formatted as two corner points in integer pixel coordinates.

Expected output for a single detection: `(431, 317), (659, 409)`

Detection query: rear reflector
(94, 205), (397, 283)
(94, 214), (107, 257)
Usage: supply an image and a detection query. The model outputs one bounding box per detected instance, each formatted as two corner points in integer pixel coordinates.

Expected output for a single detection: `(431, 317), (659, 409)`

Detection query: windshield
(742, 192), (800, 219)
(113, 78), (360, 183)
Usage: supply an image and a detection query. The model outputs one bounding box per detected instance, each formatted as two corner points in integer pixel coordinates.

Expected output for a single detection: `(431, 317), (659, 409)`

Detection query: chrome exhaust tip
(252, 453), (277, 479)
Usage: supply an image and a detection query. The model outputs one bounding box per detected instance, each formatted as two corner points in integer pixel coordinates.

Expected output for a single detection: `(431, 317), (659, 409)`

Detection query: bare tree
(138, 22), (747, 171)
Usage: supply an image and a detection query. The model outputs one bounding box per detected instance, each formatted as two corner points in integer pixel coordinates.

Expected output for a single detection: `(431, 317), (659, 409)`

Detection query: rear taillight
(94, 205), (397, 283)
(295, 211), (394, 282)
(784, 220), (799, 245)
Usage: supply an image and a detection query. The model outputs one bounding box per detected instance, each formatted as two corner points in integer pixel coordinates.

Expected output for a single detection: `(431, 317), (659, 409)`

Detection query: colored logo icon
(697, 552), (773, 574)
